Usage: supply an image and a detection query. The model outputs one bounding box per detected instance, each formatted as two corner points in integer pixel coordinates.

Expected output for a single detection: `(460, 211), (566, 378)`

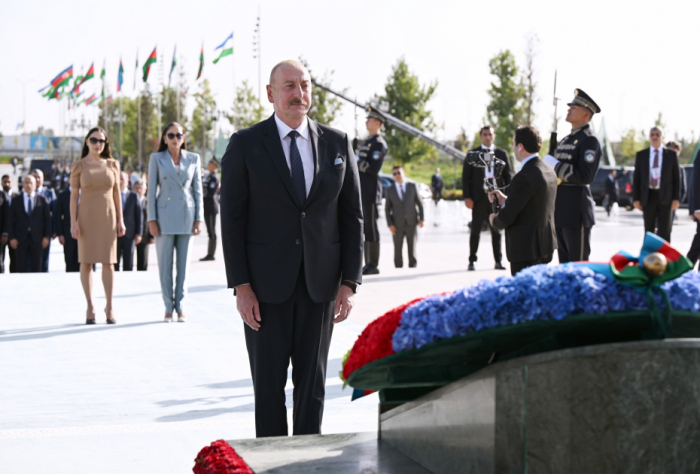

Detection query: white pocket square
(334, 156), (344, 165)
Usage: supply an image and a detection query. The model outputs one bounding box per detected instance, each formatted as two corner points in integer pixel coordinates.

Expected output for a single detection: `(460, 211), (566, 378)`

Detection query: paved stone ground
(1, 160), (697, 472)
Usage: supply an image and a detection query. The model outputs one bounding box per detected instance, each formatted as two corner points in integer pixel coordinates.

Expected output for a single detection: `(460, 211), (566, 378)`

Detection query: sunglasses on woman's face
(89, 137), (107, 145)
(167, 133), (184, 140)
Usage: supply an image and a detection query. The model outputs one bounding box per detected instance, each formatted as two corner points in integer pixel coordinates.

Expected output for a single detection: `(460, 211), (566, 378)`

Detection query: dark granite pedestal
(379, 339), (700, 474)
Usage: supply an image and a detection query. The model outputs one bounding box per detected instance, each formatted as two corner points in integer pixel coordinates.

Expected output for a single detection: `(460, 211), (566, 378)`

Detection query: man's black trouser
(136, 240), (149, 271)
(204, 211), (217, 240)
(16, 237), (43, 273)
(643, 189), (673, 242)
(63, 236), (80, 272)
(115, 236), (135, 271)
(469, 196), (502, 264)
(687, 220), (700, 268)
(244, 265), (334, 438)
(556, 225), (592, 263)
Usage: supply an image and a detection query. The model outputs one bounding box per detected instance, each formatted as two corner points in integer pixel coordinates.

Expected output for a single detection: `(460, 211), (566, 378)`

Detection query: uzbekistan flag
(84, 94), (97, 106)
(51, 65), (73, 89)
(213, 32), (233, 64)
(117, 58), (124, 92)
(197, 44), (204, 79)
(143, 47), (157, 83)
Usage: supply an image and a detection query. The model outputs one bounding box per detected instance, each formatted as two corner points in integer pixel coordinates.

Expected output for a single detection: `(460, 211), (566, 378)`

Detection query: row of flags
(37, 32), (235, 107)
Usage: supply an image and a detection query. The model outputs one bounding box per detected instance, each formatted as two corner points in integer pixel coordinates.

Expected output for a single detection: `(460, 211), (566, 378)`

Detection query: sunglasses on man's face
(167, 133), (184, 140)
(89, 137), (107, 145)
(392, 172), (401, 176)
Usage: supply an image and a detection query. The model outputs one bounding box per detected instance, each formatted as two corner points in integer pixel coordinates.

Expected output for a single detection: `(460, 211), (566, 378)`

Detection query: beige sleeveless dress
(70, 158), (120, 264)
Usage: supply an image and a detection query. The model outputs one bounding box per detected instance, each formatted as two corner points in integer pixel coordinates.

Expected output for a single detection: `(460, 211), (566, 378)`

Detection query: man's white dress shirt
(275, 113), (314, 197)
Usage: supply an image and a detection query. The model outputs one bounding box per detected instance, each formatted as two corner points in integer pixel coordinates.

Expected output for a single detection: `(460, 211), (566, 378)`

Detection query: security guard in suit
(357, 110), (388, 275)
(200, 158), (220, 261)
(543, 89), (602, 263)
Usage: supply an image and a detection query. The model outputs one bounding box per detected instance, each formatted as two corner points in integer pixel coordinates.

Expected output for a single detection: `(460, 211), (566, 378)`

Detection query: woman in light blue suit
(148, 122), (204, 322)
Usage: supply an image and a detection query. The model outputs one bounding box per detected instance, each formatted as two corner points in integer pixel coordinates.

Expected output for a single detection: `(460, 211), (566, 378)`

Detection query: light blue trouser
(155, 234), (193, 313)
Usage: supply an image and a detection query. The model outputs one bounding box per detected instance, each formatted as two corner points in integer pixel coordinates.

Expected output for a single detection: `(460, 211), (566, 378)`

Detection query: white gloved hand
(543, 154), (560, 169)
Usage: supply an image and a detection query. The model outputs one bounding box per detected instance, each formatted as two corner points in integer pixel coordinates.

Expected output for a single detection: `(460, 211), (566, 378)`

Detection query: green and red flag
(100, 60), (106, 80)
(117, 58), (124, 93)
(143, 47), (157, 83)
(197, 44), (204, 79)
(50, 65), (73, 89)
(82, 63), (95, 84)
(213, 32), (233, 64)
(168, 45), (177, 88)
(84, 94), (97, 106)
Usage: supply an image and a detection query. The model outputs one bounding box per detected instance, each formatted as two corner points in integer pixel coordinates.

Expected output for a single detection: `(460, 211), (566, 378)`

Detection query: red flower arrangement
(342, 298), (425, 381)
(193, 440), (254, 474)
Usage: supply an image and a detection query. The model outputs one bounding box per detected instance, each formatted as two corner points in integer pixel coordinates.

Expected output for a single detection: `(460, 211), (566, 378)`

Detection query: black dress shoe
(494, 262), (507, 270)
(467, 263), (475, 271)
(199, 255), (215, 261)
(363, 265), (380, 275)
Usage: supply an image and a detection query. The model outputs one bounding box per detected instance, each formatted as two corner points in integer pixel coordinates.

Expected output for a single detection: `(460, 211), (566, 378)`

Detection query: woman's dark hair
(158, 122), (188, 152)
(81, 127), (112, 159)
(514, 125), (542, 154)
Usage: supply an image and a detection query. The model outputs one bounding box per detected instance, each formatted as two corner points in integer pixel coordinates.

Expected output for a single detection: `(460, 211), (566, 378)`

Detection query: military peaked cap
(367, 108), (386, 124)
(567, 89), (601, 114)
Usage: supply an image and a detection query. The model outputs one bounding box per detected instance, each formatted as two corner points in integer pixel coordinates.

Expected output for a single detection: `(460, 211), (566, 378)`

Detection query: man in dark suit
(385, 166), (424, 268)
(200, 159), (220, 261)
(54, 185), (80, 272)
(221, 60), (363, 438)
(463, 125), (512, 271)
(8, 175), (52, 273)
(1, 175), (17, 272)
(604, 169), (628, 216)
(543, 89), (602, 263)
(32, 169), (56, 272)
(115, 172), (142, 271)
(687, 149), (700, 268)
(134, 181), (151, 271)
(489, 126), (558, 276)
(633, 127), (680, 242)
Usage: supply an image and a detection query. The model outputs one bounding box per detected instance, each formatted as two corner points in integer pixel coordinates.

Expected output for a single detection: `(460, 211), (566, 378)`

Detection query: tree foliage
(191, 79), (216, 156)
(161, 68), (188, 129)
(228, 80), (266, 131)
(453, 127), (471, 152)
(485, 50), (525, 151)
(380, 57), (439, 165)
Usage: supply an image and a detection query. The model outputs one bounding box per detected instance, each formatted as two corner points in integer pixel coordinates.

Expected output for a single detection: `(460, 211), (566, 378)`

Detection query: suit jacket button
(168, 197), (171, 201)
(301, 212), (306, 218)
(181, 187), (184, 191)
(295, 239), (301, 245)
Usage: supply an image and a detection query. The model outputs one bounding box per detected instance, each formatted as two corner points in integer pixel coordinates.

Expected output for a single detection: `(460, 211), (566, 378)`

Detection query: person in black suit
(32, 169), (56, 272)
(686, 149), (700, 268)
(8, 175), (52, 273)
(633, 127), (680, 242)
(200, 159), (220, 261)
(463, 125), (512, 271)
(489, 126), (558, 275)
(385, 166), (424, 268)
(1, 175), (17, 272)
(55, 185), (80, 272)
(604, 169), (628, 216)
(221, 60), (363, 438)
(133, 180), (151, 271)
(115, 172), (142, 271)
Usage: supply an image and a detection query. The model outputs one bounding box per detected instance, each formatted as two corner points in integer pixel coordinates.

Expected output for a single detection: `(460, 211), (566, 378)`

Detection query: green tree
(453, 127), (470, 152)
(300, 58), (345, 126)
(485, 50), (525, 153)
(191, 79), (216, 157)
(380, 57), (439, 165)
(228, 80), (266, 130)
(161, 68), (188, 128)
(617, 128), (648, 164)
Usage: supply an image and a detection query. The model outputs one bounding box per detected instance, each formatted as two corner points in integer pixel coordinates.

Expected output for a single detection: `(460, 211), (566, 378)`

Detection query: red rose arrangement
(342, 297), (425, 381)
(193, 440), (254, 474)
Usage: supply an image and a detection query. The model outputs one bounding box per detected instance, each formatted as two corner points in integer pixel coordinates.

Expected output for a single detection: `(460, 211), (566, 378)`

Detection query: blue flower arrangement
(392, 265), (700, 353)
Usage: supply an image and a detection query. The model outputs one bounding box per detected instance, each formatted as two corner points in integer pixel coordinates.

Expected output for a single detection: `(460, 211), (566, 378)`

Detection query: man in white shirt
(385, 166), (424, 268)
(32, 169), (56, 272)
(8, 175), (51, 273)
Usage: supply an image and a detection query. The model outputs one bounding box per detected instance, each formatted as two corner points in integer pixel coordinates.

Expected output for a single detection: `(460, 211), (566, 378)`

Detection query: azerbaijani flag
(72, 76), (83, 96)
(51, 65), (73, 89)
(82, 63), (95, 84)
(197, 44), (204, 79)
(117, 58), (124, 93)
(168, 45), (177, 88)
(143, 47), (157, 82)
(85, 94), (97, 106)
(213, 32), (233, 64)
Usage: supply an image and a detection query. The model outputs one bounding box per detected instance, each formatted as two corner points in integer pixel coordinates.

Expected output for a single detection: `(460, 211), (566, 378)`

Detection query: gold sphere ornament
(643, 252), (668, 277)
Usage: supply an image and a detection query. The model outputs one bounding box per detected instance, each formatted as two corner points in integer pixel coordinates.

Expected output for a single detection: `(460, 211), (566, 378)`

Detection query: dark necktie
(28, 195), (33, 216)
(651, 149), (659, 188)
(288, 131), (306, 205)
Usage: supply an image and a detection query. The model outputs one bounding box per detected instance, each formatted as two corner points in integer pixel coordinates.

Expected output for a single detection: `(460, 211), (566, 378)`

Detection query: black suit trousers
(244, 265), (334, 438)
(63, 237), (80, 272)
(556, 226), (591, 263)
(204, 211), (217, 241)
(0, 243), (6, 273)
(136, 241), (149, 271)
(469, 196), (502, 263)
(16, 237), (43, 273)
(643, 189), (673, 242)
(115, 236), (135, 271)
(687, 220), (700, 267)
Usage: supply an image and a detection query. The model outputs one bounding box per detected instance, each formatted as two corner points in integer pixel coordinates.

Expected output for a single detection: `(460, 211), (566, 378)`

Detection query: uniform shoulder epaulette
(583, 127), (594, 137)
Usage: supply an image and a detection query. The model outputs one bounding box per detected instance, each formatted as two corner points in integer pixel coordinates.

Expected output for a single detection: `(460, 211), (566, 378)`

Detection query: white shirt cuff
(543, 154), (560, 169)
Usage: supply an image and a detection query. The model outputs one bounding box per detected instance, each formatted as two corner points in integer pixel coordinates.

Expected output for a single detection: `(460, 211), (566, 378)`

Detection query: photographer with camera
(488, 126), (558, 276)
(462, 126), (512, 271)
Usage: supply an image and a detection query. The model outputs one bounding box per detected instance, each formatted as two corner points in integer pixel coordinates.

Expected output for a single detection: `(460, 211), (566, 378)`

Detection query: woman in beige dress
(70, 127), (126, 324)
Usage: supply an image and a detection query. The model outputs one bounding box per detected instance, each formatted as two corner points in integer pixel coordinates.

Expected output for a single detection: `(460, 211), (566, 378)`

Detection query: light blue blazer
(147, 149), (204, 234)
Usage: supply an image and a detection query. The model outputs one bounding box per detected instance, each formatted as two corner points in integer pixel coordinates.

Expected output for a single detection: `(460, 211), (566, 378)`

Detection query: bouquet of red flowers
(193, 440), (254, 474)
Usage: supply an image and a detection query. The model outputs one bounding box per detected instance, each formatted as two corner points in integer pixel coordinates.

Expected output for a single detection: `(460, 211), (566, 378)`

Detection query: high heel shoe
(86, 309), (96, 325)
(164, 313), (173, 323)
(105, 309), (117, 324)
(177, 313), (186, 323)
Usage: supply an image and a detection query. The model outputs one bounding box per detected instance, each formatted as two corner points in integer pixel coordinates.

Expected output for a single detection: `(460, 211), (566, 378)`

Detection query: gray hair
(650, 126), (665, 137)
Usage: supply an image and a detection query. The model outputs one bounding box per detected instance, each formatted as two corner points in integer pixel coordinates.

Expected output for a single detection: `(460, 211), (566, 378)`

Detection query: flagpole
(138, 91), (142, 172)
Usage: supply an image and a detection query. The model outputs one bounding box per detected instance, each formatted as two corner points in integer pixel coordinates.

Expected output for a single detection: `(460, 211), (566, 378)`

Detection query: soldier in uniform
(543, 89), (602, 263)
(200, 158), (220, 261)
(357, 110), (388, 275)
